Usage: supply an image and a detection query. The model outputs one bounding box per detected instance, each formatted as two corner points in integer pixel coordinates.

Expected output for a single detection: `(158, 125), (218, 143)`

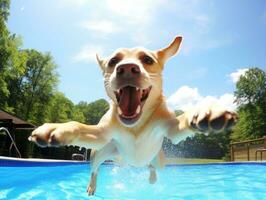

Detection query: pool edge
(1, 156), (266, 167)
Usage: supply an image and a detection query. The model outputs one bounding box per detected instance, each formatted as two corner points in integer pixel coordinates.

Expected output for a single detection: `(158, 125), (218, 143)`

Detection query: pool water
(0, 163), (266, 199)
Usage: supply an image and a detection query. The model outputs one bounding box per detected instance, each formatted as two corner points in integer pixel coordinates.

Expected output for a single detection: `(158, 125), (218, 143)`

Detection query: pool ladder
(0, 127), (22, 158)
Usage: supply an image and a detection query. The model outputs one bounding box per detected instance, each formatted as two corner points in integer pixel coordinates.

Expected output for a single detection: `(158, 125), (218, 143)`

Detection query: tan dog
(29, 36), (237, 195)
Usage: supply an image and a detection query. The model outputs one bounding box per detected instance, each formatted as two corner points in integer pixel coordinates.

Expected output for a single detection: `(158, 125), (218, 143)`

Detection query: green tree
(231, 68), (266, 141)
(77, 99), (109, 125)
(13, 50), (59, 125)
(48, 92), (85, 123)
(5, 48), (27, 112)
(235, 68), (266, 105)
(0, 0), (26, 112)
(0, 0), (10, 20)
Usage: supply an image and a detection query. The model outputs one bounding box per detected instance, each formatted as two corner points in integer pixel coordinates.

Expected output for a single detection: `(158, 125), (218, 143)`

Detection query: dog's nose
(116, 64), (140, 77)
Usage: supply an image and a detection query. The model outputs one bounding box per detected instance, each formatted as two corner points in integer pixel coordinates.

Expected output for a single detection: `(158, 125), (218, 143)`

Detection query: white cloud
(73, 0), (232, 62)
(73, 45), (104, 63)
(80, 20), (120, 35)
(73, 0), (164, 61)
(78, 0), (163, 35)
(229, 68), (248, 83)
(105, 0), (162, 25)
(167, 86), (201, 111)
(167, 85), (236, 111)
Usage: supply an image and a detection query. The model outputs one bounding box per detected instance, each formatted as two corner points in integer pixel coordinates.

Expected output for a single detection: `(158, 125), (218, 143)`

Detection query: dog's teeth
(117, 107), (122, 115)
(136, 105), (141, 114)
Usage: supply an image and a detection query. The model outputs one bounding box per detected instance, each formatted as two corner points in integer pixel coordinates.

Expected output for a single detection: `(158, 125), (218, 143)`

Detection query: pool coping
(167, 161), (266, 167)
(1, 156), (266, 167)
(0, 156), (89, 167)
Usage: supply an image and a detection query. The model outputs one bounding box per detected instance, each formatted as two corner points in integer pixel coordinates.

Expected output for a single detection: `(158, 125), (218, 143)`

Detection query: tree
(48, 92), (85, 123)
(8, 50), (59, 125)
(235, 68), (266, 105)
(231, 68), (266, 141)
(0, 0), (10, 21)
(77, 99), (109, 125)
(0, 0), (26, 112)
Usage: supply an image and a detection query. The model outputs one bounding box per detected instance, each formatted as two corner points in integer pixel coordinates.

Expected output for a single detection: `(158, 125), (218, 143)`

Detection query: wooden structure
(0, 109), (35, 130)
(0, 109), (35, 158)
(230, 137), (266, 161)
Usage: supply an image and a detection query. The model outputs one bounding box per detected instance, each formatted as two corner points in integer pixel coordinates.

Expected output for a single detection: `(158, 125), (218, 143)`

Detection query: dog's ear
(157, 36), (182, 65)
(96, 54), (105, 71)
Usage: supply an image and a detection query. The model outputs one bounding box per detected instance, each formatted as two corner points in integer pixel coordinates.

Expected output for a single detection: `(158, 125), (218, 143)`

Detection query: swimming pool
(1, 158), (266, 200)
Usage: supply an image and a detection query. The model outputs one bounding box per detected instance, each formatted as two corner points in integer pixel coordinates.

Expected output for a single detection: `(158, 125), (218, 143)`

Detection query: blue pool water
(0, 163), (266, 199)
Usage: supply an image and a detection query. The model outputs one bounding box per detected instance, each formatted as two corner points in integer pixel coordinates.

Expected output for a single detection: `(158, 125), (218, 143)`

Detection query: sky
(8, 0), (266, 111)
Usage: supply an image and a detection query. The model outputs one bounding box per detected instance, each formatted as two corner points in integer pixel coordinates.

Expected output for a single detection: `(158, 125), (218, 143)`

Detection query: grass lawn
(166, 158), (223, 165)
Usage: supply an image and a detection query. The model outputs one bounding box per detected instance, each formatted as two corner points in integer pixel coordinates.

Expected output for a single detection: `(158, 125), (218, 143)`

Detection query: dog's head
(96, 36), (182, 127)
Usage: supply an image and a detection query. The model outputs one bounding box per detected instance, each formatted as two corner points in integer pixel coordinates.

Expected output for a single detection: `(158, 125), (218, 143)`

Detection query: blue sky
(8, 0), (266, 110)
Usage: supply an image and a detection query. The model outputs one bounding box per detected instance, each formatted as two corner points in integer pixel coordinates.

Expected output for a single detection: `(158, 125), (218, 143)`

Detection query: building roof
(0, 109), (35, 130)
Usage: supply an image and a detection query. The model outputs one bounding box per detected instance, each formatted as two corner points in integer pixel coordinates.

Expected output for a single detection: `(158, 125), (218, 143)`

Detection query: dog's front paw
(87, 185), (96, 196)
(28, 122), (80, 147)
(187, 107), (238, 133)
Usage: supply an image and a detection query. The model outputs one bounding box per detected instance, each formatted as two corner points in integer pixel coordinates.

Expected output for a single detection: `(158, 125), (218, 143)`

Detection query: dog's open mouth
(114, 85), (152, 125)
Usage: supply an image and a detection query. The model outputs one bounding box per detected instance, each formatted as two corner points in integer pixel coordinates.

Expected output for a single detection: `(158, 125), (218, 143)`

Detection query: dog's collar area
(114, 85), (152, 125)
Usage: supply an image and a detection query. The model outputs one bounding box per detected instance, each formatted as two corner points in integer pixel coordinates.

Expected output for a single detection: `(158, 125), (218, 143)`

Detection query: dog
(29, 36), (237, 195)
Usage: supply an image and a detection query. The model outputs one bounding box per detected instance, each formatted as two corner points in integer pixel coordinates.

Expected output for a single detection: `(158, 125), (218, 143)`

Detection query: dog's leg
(87, 141), (118, 196)
(87, 171), (97, 196)
(148, 148), (165, 184)
(148, 164), (157, 184)
(167, 106), (238, 144)
(28, 121), (111, 150)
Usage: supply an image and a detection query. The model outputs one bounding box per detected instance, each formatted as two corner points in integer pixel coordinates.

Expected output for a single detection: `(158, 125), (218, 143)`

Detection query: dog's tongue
(119, 86), (141, 116)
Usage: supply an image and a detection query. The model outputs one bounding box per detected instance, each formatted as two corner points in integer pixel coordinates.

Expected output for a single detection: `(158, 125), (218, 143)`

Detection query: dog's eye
(108, 57), (120, 67)
(141, 55), (154, 65)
